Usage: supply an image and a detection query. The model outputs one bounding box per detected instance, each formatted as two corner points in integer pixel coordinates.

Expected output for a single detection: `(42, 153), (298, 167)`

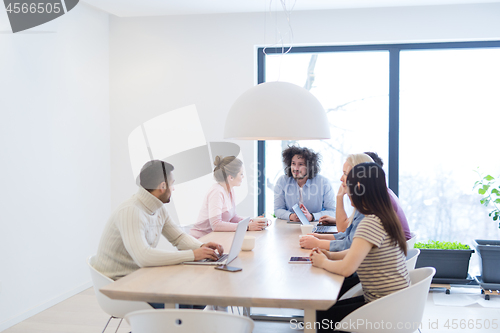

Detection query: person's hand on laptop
(300, 204), (313, 222)
(194, 242), (223, 261)
(299, 235), (320, 249)
(201, 242), (224, 255)
(318, 215), (336, 225)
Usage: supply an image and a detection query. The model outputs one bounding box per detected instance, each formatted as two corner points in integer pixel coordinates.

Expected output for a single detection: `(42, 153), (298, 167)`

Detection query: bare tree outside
(263, 48), (500, 277)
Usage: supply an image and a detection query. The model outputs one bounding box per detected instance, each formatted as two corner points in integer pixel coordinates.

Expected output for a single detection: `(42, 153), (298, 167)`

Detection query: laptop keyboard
(314, 226), (337, 233)
(203, 254), (228, 262)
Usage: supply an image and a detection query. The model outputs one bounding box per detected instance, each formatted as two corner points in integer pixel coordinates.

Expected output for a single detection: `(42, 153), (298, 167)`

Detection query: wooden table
(100, 219), (343, 333)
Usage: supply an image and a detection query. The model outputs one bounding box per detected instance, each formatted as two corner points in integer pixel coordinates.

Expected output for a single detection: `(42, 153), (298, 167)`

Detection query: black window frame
(257, 40), (500, 215)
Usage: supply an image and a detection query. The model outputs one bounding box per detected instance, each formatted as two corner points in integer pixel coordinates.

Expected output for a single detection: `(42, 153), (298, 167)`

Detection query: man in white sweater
(93, 160), (223, 281)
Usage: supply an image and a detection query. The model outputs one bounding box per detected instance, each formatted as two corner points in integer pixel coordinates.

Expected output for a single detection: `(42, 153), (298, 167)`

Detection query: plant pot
(473, 239), (500, 284)
(415, 248), (474, 279)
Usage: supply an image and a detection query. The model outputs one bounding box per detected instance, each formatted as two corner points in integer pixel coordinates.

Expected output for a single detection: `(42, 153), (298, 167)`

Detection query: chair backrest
(406, 232), (417, 249)
(339, 249), (421, 302)
(336, 267), (435, 333)
(87, 255), (151, 318)
(125, 309), (254, 333)
(406, 248), (420, 271)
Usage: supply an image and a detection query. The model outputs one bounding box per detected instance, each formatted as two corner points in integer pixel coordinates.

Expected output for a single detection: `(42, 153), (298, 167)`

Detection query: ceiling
(81, 0), (500, 17)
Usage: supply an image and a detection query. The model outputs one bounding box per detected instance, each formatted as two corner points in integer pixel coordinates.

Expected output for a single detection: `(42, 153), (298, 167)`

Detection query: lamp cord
(263, 0), (296, 59)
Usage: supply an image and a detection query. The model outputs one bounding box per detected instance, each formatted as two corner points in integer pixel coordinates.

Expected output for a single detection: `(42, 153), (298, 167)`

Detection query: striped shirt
(354, 215), (410, 302)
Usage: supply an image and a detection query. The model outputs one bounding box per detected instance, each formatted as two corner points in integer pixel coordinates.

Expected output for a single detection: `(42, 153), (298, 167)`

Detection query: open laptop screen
(225, 217), (251, 264)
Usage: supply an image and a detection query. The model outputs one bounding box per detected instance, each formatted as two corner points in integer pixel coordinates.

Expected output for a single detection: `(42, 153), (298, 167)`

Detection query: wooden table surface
(100, 219), (343, 332)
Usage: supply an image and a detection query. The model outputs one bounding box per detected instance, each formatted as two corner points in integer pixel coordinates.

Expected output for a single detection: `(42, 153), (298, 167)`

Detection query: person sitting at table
(300, 152), (412, 251)
(190, 156), (267, 239)
(299, 153), (373, 251)
(309, 163), (409, 330)
(93, 160), (224, 282)
(274, 145), (336, 222)
(364, 151), (411, 240)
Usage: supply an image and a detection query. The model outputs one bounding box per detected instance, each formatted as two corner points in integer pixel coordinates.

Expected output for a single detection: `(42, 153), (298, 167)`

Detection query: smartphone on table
(289, 256), (311, 264)
(215, 265), (242, 272)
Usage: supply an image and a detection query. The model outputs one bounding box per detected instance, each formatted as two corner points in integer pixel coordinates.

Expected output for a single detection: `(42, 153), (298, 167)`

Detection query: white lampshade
(224, 81), (331, 140)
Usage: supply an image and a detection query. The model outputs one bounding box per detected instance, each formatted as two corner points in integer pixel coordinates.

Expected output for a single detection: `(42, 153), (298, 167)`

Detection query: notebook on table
(183, 217), (251, 266)
(292, 204), (337, 234)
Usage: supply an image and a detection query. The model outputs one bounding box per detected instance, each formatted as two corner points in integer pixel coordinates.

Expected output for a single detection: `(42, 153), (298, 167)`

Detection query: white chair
(406, 248), (420, 270)
(407, 232), (417, 249)
(125, 309), (254, 333)
(87, 255), (151, 333)
(339, 248), (421, 301)
(335, 267), (435, 333)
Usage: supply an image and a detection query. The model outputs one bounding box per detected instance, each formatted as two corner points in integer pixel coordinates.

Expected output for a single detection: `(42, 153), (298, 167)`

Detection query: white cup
(253, 217), (272, 228)
(300, 225), (314, 235)
(241, 235), (256, 251)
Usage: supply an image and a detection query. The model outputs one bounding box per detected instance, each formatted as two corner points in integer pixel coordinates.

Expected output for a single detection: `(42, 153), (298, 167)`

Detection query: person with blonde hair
(190, 156), (267, 238)
(299, 153), (373, 251)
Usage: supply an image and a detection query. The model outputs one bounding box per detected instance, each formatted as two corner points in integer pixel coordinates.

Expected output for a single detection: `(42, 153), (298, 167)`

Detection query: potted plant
(414, 240), (474, 281)
(473, 173), (500, 284)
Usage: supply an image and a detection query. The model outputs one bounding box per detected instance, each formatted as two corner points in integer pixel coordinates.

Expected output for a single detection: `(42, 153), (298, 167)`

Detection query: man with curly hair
(274, 146), (336, 222)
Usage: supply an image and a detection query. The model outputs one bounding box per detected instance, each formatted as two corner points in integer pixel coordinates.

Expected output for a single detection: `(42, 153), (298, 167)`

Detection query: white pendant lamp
(224, 81), (330, 140)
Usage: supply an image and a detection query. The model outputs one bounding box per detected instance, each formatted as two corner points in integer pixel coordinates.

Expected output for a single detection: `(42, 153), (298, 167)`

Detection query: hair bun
(214, 155), (223, 168)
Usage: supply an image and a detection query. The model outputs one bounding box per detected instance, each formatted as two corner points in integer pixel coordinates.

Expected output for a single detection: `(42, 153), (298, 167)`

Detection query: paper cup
(241, 235), (256, 251)
(300, 225), (314, 235)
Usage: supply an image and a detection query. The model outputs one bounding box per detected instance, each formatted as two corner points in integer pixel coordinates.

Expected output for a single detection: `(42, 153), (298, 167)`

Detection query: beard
(292, 172), (307, 180)
(159, 190), (171, 203)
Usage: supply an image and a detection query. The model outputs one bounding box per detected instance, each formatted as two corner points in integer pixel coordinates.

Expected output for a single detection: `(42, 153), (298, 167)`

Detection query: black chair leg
(101, 316), (124, 333)
(114, 318), (123, 333)
(101, 316), (113, 333)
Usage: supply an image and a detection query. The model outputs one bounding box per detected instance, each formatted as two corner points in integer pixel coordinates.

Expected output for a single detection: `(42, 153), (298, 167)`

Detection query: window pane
(264, 51), (389, 217)
(400, 48), (500, 275)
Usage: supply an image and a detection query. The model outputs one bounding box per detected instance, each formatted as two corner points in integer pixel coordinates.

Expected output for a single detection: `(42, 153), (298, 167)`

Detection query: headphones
(161, 161), (168, 191)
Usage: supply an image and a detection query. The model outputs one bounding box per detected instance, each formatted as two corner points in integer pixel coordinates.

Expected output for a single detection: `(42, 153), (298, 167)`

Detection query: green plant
(474, 172), (500, 228)
(414, 240), (470, 250)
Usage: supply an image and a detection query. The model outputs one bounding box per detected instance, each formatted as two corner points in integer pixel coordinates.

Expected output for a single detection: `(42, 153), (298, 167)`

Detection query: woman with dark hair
(190, 156), (267, 238)
(310, 163), (409, 330)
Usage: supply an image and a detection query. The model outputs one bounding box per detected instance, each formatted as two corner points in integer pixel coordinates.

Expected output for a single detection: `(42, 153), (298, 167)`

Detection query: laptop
(292, 204), (337, 234)
(184, 217), (251, 266)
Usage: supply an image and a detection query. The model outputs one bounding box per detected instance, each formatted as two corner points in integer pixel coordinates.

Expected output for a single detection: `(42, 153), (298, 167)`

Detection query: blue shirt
(329, 210), (365, 252)
(274, 174), (335, 221)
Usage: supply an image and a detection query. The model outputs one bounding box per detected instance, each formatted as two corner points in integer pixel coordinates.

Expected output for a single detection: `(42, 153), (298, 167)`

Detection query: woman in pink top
(190, 156), (267, 238)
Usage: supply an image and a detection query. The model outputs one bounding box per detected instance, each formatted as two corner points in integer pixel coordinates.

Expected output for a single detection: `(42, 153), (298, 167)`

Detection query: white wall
(0, 4), (110, 331)
(1, 2), (499, 330)
(109, 3), (500, 220)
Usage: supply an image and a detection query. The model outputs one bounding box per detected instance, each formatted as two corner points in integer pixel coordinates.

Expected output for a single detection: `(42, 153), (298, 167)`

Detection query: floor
(3, 286), (499, 333)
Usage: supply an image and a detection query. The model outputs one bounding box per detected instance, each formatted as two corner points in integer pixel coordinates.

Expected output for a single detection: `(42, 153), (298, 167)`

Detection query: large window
(264, 51), (389, 218)
(258, 42), (500, 274)
(398, 48), (500, 272)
